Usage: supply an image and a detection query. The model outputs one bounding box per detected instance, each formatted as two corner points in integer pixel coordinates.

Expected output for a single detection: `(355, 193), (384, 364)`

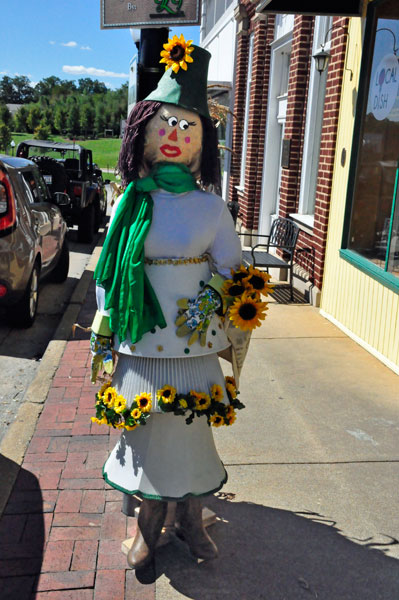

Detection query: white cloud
(80, 45), (92, 51)
(0, 70), (8, 75)
(61, 41), (78, 47)
(62, 65), (128, 78)
(49, 41), (56, 45)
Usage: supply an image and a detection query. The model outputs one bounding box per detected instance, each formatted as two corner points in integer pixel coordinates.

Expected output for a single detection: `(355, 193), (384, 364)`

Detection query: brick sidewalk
(0, 281), (154, 599)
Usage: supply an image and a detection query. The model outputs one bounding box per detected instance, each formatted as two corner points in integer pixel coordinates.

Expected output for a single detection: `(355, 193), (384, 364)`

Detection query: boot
(127, 499), (167, 569)
(175, 497), (218, 560)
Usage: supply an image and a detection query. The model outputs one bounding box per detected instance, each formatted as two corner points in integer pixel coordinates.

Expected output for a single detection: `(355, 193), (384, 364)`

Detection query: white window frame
(294, 16), (333, 228)
(239, 34), (254, 189)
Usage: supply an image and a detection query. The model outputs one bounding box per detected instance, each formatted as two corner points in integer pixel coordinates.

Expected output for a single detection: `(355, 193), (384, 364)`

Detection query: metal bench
(240, 217), (300, 301)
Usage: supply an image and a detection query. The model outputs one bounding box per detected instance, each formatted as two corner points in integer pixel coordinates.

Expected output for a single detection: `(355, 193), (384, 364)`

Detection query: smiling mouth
(160, 145), (182, 158)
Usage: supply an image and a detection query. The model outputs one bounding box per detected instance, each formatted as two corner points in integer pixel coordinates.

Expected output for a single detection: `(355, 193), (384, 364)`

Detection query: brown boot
(127, 499), (167, 569)
(175, 497), (218, 560)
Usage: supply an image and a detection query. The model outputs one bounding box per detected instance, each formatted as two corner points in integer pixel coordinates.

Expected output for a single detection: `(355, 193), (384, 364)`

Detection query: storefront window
(345, 0), (399, 279)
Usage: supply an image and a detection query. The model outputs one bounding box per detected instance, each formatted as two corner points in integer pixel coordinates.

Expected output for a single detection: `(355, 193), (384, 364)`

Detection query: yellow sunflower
(243, 265), (274, 296)
(210, 414), (224, 427)
(114, 395), (127, 414)
(102, 386), (117, 407)
(91, 416), (101, 425)
(160, 34), (194, 73)
(225, 375), (237, 388)
(98, 381), (111, 399)
(194, 392), (211, 411)
(210, 384), (224, 402)
(229, 293), (268, 331)
(131, 408), (142, 420)
(179, 398), (188, 409)
(226, 382), (237, 399)
(226, 407), (236, 426)
(157, 385), (177, 404)
(136, 392), (152, 413)
(222, 278), (246, 298)
(125, 424), (138, 431)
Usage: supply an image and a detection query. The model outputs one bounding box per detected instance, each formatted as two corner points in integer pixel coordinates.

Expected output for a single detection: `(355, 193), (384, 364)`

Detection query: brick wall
(298, 16), (349, 290)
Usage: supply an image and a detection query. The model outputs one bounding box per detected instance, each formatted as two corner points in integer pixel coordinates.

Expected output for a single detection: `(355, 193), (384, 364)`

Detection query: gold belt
(145, 255), (208, 266)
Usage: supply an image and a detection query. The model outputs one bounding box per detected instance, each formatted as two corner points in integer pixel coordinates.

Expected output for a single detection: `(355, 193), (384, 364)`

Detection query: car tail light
(74, 185), (82, 197)
(0, 284), (7, 297)
(0, 169), (16, 233)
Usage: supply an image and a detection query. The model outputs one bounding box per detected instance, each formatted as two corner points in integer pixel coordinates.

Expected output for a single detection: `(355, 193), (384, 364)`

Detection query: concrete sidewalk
(1, 278), (399, 599)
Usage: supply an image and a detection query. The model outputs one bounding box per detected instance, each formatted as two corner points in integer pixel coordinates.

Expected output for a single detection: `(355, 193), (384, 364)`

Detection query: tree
(0, 75), (36, 103)
(54, 105), (67, 134)
(94, 104), (106, 136)
(66, 103), (80, 136)
(0, 123), (11, 152)
(78, 78), (107, 95)
(33, 124), (51, 140)
(80, 104), (94, 137)
(27, 106), (42, 133)
(34, 76), (62, 97)
(0, 104), (12, 127)
(14, 106), (28, 132)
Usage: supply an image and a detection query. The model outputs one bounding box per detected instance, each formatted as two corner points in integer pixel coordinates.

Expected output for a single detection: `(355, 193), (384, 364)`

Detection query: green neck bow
(94, 162), (198, 344)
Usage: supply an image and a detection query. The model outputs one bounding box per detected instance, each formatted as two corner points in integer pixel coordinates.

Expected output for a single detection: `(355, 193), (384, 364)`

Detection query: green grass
(11, 132), (121, 172)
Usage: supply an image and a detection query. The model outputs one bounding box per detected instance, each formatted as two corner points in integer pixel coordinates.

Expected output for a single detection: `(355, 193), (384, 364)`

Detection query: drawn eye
(168, 116), (178, 127)
(179, 119), (189, 130)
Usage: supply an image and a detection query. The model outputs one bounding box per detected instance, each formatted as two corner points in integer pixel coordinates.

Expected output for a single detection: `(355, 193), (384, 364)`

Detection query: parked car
(16, 140), (108, 243)
(0, 155), (70, 327)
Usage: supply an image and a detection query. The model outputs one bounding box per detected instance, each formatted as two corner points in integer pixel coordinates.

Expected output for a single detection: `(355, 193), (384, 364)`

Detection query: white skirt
(103, 353), (228, 500)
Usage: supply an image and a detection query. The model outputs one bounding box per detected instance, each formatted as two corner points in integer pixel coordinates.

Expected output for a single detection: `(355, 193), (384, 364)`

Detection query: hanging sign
(101, 0), (201, 29)
(370, 54), (399, 121)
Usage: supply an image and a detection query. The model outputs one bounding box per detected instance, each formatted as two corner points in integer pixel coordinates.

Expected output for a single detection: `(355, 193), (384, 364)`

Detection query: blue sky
(2, 0), (200, 89)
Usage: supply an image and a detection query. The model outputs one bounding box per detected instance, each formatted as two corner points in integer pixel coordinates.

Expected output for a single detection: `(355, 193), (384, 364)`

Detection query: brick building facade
(228, 1), (349, 304)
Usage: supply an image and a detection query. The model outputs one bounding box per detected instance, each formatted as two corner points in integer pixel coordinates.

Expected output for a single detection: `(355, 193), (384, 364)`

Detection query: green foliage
(0, 75), (128, 138)
(33, 123), (51, 140)
(27, 106), (42, 133)
(14, 106), (28, 132)
(0, 75), (36, 104)
(0, 104), (12, 127)
(0, 123), (12, 152)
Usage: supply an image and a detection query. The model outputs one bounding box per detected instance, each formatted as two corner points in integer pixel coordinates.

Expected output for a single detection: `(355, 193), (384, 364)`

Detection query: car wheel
(77, 204), (95, 243)
(10, 262), (40, 328)
(49, 238), (69, 283)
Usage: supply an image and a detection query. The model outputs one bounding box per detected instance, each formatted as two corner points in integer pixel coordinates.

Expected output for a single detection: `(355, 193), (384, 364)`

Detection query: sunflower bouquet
(222, 265), (274, 331)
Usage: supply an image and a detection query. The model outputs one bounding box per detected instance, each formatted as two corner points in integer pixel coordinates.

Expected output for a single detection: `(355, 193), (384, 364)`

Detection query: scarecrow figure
(90, 36), (270, 570)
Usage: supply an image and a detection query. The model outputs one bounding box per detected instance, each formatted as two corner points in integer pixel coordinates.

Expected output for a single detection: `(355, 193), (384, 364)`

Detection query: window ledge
(289, 213), (314, 235)
(340, 249), (399, 294)
(235, 185), (245, 197)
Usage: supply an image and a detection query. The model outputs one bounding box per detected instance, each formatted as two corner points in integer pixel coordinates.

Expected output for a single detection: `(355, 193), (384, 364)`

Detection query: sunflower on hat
(160, 34), (195, 73)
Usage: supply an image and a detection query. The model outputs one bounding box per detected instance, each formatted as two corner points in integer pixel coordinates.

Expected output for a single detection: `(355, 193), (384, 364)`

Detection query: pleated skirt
(103, 353), (228, 501)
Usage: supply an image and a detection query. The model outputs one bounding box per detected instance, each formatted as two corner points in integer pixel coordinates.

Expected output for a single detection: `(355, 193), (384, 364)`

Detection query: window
(343, 0), (399, 284)
(204, 0), (235, 39)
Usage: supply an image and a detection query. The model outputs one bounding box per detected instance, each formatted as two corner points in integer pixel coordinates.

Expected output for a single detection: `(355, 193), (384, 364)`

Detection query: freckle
(159, 128), (166, 136)
(184, 136), (191, 144)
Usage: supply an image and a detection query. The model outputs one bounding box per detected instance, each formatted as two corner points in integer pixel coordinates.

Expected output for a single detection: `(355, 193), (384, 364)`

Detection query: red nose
(168, 128), (178, 142)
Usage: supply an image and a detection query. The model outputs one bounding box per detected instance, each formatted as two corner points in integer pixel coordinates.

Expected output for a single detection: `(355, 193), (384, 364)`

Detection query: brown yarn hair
(118, 100), (220, 188)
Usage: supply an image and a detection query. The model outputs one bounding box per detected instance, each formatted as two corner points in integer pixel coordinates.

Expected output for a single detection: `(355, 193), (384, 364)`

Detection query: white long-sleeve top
(96, 188), (242, 358)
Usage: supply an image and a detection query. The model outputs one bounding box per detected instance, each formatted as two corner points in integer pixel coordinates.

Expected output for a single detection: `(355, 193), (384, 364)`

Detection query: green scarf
(94, 162), (198, 344)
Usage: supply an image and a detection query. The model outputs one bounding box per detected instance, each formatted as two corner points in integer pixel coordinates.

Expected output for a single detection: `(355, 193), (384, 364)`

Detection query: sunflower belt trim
(91, 376), (244, 431)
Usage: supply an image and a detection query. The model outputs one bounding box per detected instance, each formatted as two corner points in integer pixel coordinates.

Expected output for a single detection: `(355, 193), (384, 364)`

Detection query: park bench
(240, 217), (300, 301)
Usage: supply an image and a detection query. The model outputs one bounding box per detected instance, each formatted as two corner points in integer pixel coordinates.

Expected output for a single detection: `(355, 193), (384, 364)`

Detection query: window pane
(348, 0), (399, 278)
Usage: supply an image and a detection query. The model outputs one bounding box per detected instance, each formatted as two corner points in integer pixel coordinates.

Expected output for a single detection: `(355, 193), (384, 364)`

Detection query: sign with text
(101, 0), (201, 29)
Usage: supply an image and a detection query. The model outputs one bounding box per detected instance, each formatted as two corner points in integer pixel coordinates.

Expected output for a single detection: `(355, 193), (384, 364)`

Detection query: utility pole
(137, 28), (169, 101)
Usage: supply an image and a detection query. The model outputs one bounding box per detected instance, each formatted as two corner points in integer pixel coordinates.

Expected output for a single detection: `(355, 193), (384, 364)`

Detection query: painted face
(141, 104), (203, 176)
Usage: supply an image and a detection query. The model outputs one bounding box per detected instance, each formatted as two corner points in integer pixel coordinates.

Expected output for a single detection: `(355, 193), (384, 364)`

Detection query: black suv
(16, 140), (108, 243)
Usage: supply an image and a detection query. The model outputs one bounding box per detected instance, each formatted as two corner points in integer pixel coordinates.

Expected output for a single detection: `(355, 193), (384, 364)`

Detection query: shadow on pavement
(0, 455), (44, 600)
(154, 493), (399, 600)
